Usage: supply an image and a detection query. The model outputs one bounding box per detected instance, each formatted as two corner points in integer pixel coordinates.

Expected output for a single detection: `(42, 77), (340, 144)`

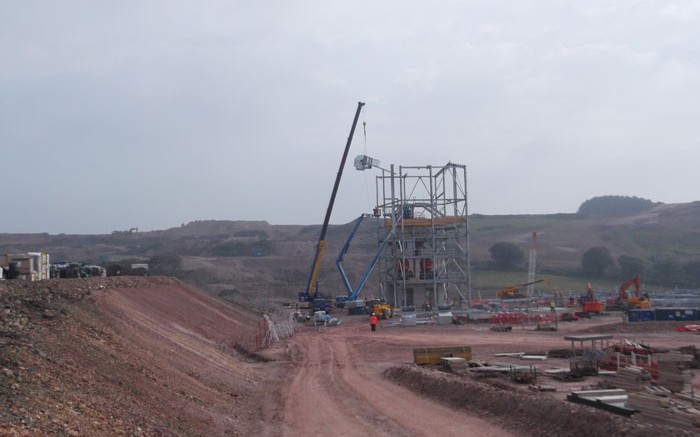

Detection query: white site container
(28, 252), (50, 280)
(437, 311), (453, 325)
(402, 313), (417, 326)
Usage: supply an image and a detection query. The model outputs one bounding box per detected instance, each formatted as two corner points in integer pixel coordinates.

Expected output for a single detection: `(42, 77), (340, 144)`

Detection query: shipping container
(654, 308), (700, 321)
(627, 309), (655, 322)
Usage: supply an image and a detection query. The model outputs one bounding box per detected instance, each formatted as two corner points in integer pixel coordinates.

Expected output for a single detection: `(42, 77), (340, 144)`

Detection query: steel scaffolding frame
(374, 163), (471, 310)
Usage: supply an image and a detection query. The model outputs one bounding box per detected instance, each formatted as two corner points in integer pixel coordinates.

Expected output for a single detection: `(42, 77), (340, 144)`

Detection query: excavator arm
(497, 279), (548, 299)
(497, 279), (549, 298)
(618, 275), (641, 300)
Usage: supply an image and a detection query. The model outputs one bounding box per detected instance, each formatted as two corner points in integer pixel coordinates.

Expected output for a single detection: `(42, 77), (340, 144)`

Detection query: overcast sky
(2, 1), (699, 234)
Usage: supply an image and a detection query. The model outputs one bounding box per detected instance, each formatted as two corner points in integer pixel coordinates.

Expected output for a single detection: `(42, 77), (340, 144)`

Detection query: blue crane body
(336, 214), (395, 304)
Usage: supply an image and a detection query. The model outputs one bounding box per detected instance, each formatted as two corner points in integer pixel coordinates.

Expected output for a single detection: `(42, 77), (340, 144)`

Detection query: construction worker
(369, 312), (378, 332)
(550, 300), (556, 313)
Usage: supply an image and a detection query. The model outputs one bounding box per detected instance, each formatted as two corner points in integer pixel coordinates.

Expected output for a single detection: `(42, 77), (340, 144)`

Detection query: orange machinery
(581, 283), (603, 313)
(618, 275), (651, 309)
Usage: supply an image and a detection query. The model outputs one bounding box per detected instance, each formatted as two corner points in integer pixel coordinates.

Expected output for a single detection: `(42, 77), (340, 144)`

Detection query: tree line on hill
(577, 195), (659, 216)
(489, 196), (699, 287)
(489, 241), (700, 286)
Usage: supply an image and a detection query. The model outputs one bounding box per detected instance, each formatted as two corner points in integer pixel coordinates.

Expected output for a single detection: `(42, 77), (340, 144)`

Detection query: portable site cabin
(2, 252), (50, 281)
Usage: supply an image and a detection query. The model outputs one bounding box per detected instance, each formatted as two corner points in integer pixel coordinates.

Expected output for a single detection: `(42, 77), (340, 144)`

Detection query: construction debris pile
(402, 326), (700, 435)
(629, 389), (700, 431)
(612, 366), (652, 391)
(385, 364), (696, 437)
(656, 351), (694, 393)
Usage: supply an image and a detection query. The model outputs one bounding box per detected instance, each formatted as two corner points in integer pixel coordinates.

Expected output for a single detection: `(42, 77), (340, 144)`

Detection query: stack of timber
(628, 391), (700, 431)
(656, 351), (693, 393)
(610, 366), (651, 391)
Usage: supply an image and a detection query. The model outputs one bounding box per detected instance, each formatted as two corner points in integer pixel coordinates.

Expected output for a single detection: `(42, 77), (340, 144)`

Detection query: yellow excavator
(496, 279), (550, 299)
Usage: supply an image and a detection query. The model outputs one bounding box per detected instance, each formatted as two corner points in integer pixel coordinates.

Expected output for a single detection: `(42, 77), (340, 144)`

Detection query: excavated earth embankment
(0, 276), (280, 436)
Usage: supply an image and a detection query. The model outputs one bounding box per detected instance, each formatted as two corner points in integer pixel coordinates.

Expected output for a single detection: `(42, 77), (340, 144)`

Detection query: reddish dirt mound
(0, 277), (280, 436)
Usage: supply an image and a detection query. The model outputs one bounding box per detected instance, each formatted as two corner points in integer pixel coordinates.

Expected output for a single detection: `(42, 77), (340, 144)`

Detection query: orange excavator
(581, 283), (603, 313)
(616, 275), (651, 309)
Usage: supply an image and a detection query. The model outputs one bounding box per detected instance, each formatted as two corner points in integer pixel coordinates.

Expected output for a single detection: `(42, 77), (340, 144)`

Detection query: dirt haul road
(272, 312), (700, 437)
(280, 324), (513, 437)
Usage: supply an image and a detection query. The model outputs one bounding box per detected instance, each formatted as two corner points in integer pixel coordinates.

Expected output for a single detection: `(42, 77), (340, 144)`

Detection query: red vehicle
(559, 312), (580, 322)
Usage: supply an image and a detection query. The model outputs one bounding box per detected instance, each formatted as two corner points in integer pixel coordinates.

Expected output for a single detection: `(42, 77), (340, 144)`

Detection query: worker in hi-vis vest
(369, 313), (378, 332)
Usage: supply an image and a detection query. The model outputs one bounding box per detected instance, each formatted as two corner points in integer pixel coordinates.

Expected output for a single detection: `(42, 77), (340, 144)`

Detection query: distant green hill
(2, 199), (700, 304)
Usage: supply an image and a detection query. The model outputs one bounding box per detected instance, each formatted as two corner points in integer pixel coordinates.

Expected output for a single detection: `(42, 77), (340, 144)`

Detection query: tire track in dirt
(281, 334), (378, 435)
(281, 327), (516, 437)
(308, 334), (410, 436)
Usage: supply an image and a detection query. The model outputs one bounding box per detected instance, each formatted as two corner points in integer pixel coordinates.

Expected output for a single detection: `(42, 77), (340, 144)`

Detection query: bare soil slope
(0, 277), (276, 436)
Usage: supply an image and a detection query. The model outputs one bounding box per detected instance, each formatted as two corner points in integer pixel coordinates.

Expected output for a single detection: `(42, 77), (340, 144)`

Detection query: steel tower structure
(372, 163), (471, 310)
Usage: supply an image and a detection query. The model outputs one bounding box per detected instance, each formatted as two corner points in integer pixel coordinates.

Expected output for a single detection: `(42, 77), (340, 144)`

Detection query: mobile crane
(299, 102), (365, 312)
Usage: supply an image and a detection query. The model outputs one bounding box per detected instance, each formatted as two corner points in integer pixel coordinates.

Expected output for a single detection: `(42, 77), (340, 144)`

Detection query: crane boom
(336, 214), (395, 302)
(496, 279), (548, 299)
(303, 101), (365, 300)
